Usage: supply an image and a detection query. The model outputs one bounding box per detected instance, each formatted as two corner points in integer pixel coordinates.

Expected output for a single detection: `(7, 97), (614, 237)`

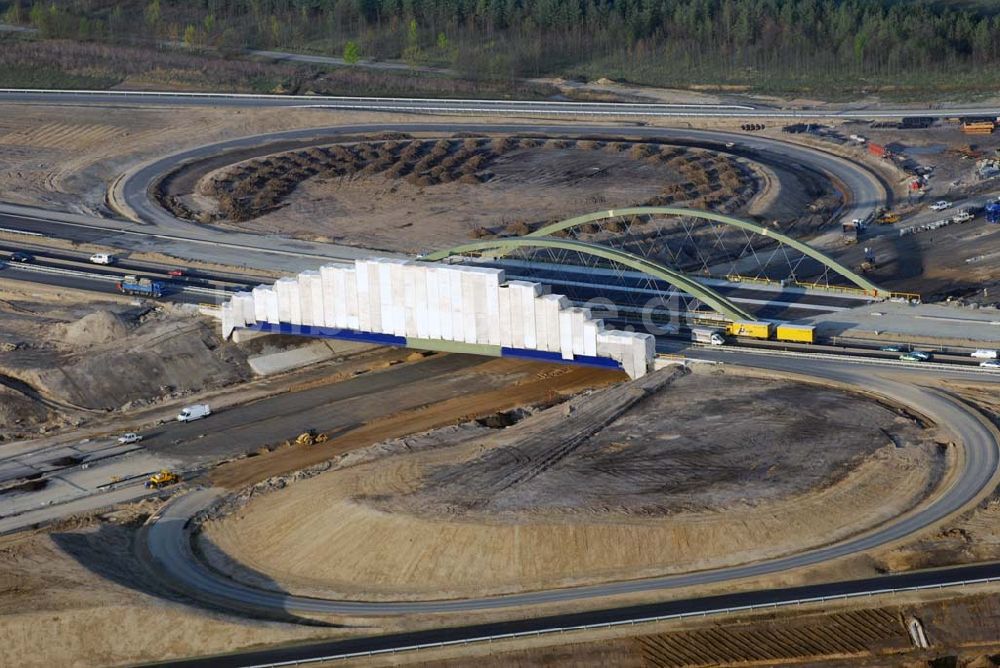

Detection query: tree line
(4, 1), (1000, 90)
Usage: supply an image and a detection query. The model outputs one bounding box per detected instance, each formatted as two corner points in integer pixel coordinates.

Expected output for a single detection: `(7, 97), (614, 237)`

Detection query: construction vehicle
(145, 470), (180, 489)
(857, 259), (877, 273)
(117, 274), (164, 298)
(875, 209), (899, 224)
(287, 430), (330, 447)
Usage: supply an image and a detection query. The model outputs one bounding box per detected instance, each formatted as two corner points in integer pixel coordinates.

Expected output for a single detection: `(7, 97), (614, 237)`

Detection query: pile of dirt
(198, 368), (943, 600)
(0, 385), (49, 433)
(53, 311), (130, 347)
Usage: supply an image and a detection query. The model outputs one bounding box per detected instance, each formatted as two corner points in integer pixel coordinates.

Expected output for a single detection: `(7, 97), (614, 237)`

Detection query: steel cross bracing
(519, 207), (884, 296)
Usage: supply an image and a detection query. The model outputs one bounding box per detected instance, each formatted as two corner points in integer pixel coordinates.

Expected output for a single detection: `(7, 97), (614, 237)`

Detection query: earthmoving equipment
(875, 209), (899, 224)
(289, 430), (330, 447)
(145, 470), (179, 489)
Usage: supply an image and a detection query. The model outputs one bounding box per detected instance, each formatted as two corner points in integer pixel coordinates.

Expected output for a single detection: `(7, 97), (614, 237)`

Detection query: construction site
(2, 78), (1000, 668)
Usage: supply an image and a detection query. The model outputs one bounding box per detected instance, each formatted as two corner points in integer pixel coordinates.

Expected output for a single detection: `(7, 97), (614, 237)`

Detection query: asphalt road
(2, 89), (999, 119)
(157, 559), (1000, 667)
(143, 350), (1000, 617)
(120, 123), (886, 234)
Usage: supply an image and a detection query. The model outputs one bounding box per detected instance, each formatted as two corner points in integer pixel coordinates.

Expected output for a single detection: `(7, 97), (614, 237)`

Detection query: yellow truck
(726, 321), (773, 339)
(775, 324), (816, 344)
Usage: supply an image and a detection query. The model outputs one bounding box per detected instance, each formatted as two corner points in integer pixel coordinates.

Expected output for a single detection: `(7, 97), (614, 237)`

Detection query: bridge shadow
(50, 522), (341, 627)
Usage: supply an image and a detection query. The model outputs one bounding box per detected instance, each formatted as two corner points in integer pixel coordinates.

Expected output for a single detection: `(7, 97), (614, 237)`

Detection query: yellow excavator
(145, 470), (180, 489)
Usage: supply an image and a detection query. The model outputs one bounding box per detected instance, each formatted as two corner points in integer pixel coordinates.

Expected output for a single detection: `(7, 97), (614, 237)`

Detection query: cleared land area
(199, 366), (945, 601)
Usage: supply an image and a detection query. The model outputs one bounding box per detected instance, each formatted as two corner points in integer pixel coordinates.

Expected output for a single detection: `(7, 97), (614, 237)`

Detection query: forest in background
(3, 0), (1000, 96)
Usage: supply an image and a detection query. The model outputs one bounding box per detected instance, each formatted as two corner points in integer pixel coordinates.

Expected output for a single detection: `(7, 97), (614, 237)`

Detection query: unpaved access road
(142, 349), (1000, 615)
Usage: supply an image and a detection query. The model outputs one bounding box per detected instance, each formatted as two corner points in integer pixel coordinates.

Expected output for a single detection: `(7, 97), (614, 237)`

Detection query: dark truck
(117, 274), (164, 298)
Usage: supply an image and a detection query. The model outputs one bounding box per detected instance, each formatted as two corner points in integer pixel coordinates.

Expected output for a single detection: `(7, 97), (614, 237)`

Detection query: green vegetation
(3, 1), (1000, 95)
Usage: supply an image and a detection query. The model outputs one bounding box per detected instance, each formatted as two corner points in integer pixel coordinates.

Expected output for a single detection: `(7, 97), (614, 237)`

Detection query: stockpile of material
(221, 257), (653, 378)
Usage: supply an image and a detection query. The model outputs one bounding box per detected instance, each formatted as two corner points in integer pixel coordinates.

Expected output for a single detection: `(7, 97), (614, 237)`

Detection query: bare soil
(199, 367), (943, 601)
(0, 506), (339, 668)
(179, 137), (759, 255)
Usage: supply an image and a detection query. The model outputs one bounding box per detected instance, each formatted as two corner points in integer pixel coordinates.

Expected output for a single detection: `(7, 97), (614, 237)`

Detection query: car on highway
(971, 349), (998, 359)
(8, 251), (33, 263)
(899, 353), (925, 362)
(167, 269), (187, 277)
(117, 432), (142, 444)
(89, 253), (115, 265)
(929, 200), (951, 211)
(909, 351), (932, 361)
(879, 344), (907, 353)
(980, 360), (1000, 369)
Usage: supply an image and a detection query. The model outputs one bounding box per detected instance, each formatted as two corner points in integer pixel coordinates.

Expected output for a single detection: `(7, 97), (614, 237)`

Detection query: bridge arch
(521, 206), (886, 297)
(422, 237), (755, 322)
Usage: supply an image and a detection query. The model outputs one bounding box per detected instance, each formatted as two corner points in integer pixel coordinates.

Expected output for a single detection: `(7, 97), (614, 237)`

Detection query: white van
(89, 253), (115, 265)
(971, 349), (998, 359)
(177, 404), (211, 422)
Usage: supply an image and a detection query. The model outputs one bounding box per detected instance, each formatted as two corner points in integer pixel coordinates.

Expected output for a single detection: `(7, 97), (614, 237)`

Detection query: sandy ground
(199, 366), (945, 601)
(176, 137), (760, 255)
(0, 506), (345, 668)
(874, 381), (1000, 573)
(0, 103), (507, 216)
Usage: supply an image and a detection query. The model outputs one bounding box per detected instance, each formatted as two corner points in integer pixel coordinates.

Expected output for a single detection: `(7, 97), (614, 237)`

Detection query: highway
(3, 88), (1000, 119)
(157, 559), (1000, 667)
(142, 350), (1000, 618)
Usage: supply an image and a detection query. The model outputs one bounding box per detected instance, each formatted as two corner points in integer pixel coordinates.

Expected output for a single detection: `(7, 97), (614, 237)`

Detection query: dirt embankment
(199, 367), (943, 601)
(167, 136), (762, 255)
(0, 286), (254, 438)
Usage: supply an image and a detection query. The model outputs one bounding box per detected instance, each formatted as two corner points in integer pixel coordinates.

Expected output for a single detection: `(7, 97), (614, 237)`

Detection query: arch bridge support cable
(422, 237), (755, 322)
(520, 206), (887, 297)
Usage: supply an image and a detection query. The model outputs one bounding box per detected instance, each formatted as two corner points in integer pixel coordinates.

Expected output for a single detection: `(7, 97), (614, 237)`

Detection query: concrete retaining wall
(221, 257), (653, 378)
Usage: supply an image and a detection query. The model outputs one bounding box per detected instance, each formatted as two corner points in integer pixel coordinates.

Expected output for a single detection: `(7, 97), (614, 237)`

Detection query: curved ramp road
(2, 88), (999, 119)
(143, 352), (1000, 615)
(118, 123), (887, 234)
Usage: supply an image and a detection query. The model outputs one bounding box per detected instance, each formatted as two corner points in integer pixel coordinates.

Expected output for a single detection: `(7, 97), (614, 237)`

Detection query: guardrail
(4, 261), (227, 297)
(689, 342), (996, 374)
(789, 280), (877, 299)
(0, 88), (755, 110)
(243, 575), (1000, 667)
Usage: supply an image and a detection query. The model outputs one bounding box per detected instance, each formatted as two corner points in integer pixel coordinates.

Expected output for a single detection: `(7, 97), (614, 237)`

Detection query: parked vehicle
(9, 251), (33, 263)
(690, 327), (726, 346)
(117, 432), (142, 444)
(929, 200), (951, 211)
(981, 360), (1000, 369)
(951, 211), (974, 223)
(972, 349), (998, 359)
(117, 274), (164, 298)
(89, 253), (115, 265)
(176, 404), (211, 422)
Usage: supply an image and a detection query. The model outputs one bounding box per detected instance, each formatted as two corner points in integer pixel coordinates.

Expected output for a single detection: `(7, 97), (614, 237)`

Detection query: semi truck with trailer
(117, 274), (164, 298)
